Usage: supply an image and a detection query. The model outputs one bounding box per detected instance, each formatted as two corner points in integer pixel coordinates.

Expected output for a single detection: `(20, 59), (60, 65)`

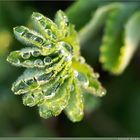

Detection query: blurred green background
(0, 0), (140, 137)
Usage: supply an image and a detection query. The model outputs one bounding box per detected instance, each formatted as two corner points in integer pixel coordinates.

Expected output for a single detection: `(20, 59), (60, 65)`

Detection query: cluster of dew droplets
(7, 11), (74, 110)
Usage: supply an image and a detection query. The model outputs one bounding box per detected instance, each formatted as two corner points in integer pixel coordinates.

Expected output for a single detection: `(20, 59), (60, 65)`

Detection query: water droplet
(12, 58), (20, 65)
(65, 55), (72, 61)
(40, 20), (46, 27)
(23, 60), (32, 66)
(60, 49), (65, 55)
(44, 57), (52, 64)
(43, 42), (52, 49)
(47, 44), (52, 48)
(23, 94), (35, 107)
(52, 34), (57, 39)
(44, 82), (60, 98)
(46, 29), (52, 36)
(26, 78), (34, 86)
(33, 12), (42, 20)
(53, 82), (60, 91)
(21, 52), (30, 59)
(34, 92), (44, 103)
(94, 73), (99, 78)
(18, 81), (27, 89)
(34, 37), (43, 44)
(14, 26), (25, 35)
(74, 70), (78, 77)
(64, 16), (69, 26)
(32, 50), (40, 57)
(24, 32), (33, 38)
(78, 56), (85, 63)
(13, 81), (27, 92)
(34, 59), (43, 66)
(38, 71), (53, 82)
(44, 90), (56, 99)
(77, 72), (89, 87)
(60, 41), (73, 54)
(39, 107), (53, 118)
(98, 88), (106, 97)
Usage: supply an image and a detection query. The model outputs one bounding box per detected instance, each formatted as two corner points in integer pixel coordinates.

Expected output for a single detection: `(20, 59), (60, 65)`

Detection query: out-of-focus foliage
(66, 0), (110, 30)
(0, 31), (12, 56)
(73, 3), (139, 74)
(117, 11), (140, 74)
(0, 0), (140, 137)
(67, 1), (140, 74)
(99, 4), (140, 74)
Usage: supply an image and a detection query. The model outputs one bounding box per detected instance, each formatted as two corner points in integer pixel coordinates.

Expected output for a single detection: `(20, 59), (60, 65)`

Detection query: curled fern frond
(7, 10), (106, 122)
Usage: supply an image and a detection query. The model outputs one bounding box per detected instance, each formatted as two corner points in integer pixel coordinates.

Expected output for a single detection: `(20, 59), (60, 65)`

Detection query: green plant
(7, 10), (106, 122)
(68, 1), (140, 74)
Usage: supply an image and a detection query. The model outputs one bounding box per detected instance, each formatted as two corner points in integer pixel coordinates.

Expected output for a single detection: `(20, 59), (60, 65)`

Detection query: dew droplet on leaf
(12, 58), (20, 65)
(23, 60), (32, 66)
(34, 59), (43, 66)
(39, 105), (53, 119)
(44, 57), (52, 64)
(21, 52), (30, 59)
(26, 79), (34, 86)
(37, 72), (53, 82)
(32, 12), (43, 20)
(23, 94), (36, 107)
(32, 50), (40, 57)
(76, 72), (89, 87)
(14, 26), (25, 35)
(34, 37), (44, 44)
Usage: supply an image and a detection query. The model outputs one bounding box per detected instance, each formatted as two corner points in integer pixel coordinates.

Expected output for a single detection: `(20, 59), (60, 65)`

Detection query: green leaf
(32, 12), (58, 41)
(100, 4), (138, 74)
(39, 77), (73, 119)
(55, 10), (69, 38)
(65, 79), (84, 122)
(117, 11), (140, 73)
(72, 57), (106, 97)
(13, 26), (46, 48)
(7, 46), (66, 68)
